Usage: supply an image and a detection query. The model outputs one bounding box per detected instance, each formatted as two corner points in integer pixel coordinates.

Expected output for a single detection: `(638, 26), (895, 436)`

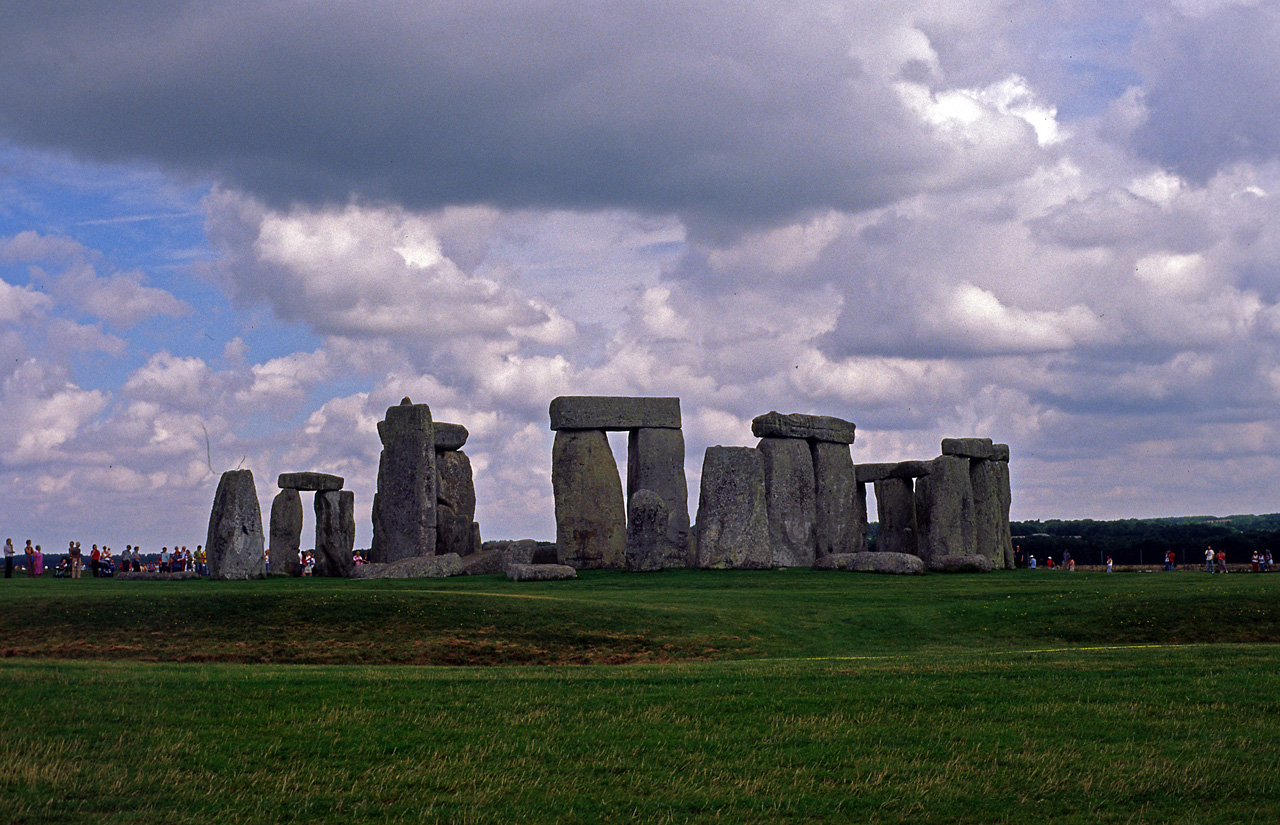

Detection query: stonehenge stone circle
(371, 398), (437, 563)
(206, 469), (266, 580)
(276, 471), (343, 492)
(549, 396), (681, 431)
(552, 428), (626, 569)
(914, 455), (977, 566)
(313, 490), (355, 578)
(268, 489), (303, 576)
(757, 436), (818, 567)
(694, 446), (770, 569)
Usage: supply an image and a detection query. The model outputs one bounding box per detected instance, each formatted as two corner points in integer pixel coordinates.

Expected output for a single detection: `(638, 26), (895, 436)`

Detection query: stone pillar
(552, 429), (626, 569)
(370, 398), (437, 563)
(436, 448), (479, 556)
(969, 458), (1006, 569)
(994, 445), (1014, 569)
(626, 490), (677, 571)
(852, 481), (869, 554)
(626, 427), (691, 569)
(812, 441), (858, 559)
(206, 469), (265, 580)
(269, 489), (303, 577)
(756, 437), (817, 567)
(874, 477), (918, 556)
(915, 455), (976, 566)
(313, 490), (355, 577)
(694, 447), (770, 569)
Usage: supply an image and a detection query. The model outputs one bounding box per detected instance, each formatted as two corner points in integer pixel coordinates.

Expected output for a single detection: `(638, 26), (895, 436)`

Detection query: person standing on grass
(159, 546), (169, 573)
(1106, 556), (1113, 573)
(1251, 551), (1260, 573)
(33, 545), (44, 576)
(1205, 546), (1214, 573)
(24, 540), (34, 576)
(1216, 548), (1227, 573)
(91, 544), (102, 577)
(4, 538), (13, 578)
(1028, 555), (1037, 569)
(69, 541), (81, 578)
(1265, 549), (1273, 572)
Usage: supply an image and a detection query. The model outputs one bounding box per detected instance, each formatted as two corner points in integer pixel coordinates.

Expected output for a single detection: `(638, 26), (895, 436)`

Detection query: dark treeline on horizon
(1007, 514), (1280, 567)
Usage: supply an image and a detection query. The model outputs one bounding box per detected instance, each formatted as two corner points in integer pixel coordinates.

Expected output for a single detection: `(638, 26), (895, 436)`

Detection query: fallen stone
(549, 396), (681, 431)
(269, 488), (303, 577)
(626, 489), (685, 571)
(433, 422), (469, 451)
(758, 437), (817, 567)
(350, 553), (464, 579)
(751, 411), (856, 444)
(941, 437), (995, 460)
(914, 455), (977, 566)
(812, 441), (861, 559)
(552, 429), (626, 569)
(507, 563), (578, 582)
(116, 571), (200, 581)
(855, 461), (933, 483)
(815, 552), (925, 574)
(370, 398), (437, 563)
(694, 446), (771, 570)
(206, 469), (266, 580)
(497, 539), (559, 568)
(874, 476), (918, 556)
(627, 427), (691, 566)
(313, 490), (355, 578)
(460, 549), (505, 575)
(276, 471), (344, 492)
(927, 553), (995, 573)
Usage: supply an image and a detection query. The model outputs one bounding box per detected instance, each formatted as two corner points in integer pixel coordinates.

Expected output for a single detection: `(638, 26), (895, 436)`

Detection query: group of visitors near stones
(2, 537), (210, 579)
(197, 395), (1017, 580)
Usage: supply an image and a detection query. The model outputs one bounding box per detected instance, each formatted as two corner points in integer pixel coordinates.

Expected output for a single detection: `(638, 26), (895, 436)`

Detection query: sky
(3, 0), (1280, 549)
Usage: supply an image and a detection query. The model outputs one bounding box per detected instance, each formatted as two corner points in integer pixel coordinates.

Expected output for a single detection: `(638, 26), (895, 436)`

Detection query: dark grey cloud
(0, 1), (947, 230)
(1131, 4), (1280, 181)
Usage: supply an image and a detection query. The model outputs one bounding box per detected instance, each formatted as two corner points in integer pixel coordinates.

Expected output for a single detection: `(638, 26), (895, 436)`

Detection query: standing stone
(370, 398), (437, 563)
(552, 429), (626, 569)
(852, 481), (869, 555)
(812, 441), (859, 560)
(995, 456), (1014, 569)
(914, 455), (976, 566)
(435, 506), (475, 557)
(625, 490), (678, 571)
(694, 447), (770, 569)
(206, 469), (265, 580)
(874, 477), (918, 556)
(969, 458), (1007, 569)
(269, 489), (303, 577)
(313, 490), (355, 577)
(627, 427), (691, 567)
(757, 437), (817, 567)
(436, 450), (477, 521)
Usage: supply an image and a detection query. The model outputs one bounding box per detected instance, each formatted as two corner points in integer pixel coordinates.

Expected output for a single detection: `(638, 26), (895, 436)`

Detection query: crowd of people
(3, 538), (210, 579)
(1013, 543), (1274, 573)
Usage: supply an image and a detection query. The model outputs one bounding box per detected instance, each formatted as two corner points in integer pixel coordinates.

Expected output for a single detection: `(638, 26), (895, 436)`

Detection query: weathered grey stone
(627, 427), (691, 566)
(507, 563), (578, 582)
(370, 398), (437, 563)
(625, 489), (682, 571)
(855, 461), (933, 483)
(757, 437), (817, 567)
(433, 422), (469, 451)
(117, 571), (200, 581)
(992, 443), (1010, 462)
(313, 490), (355, 578)
(269, 489), (303, 576)
(350, 553), (464, 579)
(276, 471), (344, 492)
(435, 505), (474, 557)
(751, 411), (856, 444)
(995, 459), (1014, 569)
(460, 549), (505, 575)
(549, 396), (681, 431)
(206, 469), (265, 580)
(436, 450), (476, 520)
(914, 455), (976, 566)
(928, 553), (995, 573)
(552, 429), (626, 569)
(469, 521), (483, 556)
(815, 551), (925, 574)
(970, 458), (1008, 570)
(941, 437), (996, 460)
(495, 539), (558, 568)
(853, 481), (869, 555)
(694, 447), (770, 570)
(812, 441), (861, 560)
(874, 477), (918, 556)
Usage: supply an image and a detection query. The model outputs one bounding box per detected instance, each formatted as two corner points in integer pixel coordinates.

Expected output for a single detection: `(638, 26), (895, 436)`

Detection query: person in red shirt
(90, 544), (101, 577)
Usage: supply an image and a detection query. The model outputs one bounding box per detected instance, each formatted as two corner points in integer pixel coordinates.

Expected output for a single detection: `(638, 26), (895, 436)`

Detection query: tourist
(69, 541), (81, 578)
(184, 546), (193, 572)
(1164, 549), (1175, 571)
(195, 545), (207, 576)
(1067, 556), (1075, 571)
(1028, 554), (1037, 569)
(1251, 551), (1260, 573)
(1205, 546), (1214, 573)
(4, 538), (13, 579)
(1216, 548), (1227, 573)
(1046, 556), (1055, 569)
(33, 544), (44, 577)
(24, 540), (34, 576)
(91, 544), (103, 577)
(102, 547), (113, 575)
(159, 546), (170, 573)
(1106, 556), (1113, 573)
(1063, 549), (1071, 568)
(1265, 549), (1274, 572)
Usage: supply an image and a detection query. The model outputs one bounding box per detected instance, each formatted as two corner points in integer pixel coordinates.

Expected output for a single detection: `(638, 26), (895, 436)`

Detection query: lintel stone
(434, 422), (469, 451)
(992, 443), (1010, 462)
(941, 438), (995, 460)
(751, 411), (855, 444)
(549, 396), (681, 431)
(855, 460), (932, 483)
(277, 471), (344, 492)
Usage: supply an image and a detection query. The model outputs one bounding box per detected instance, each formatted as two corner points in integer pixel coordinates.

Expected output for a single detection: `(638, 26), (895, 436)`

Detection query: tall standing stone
(626, 427), (691, 567)
(694, 447), (770, 569)
(757, 437), (817, 567)
(436, 449), (479, 556)
(970, 458), (1007, 569)
(313, 490), (355, 578)
(812, 441), (859, 559)
(269, 489), (303, 576)
(206, 469), (266, 580)
(552, 429), (626, 569)
(370, 398), (437, 563)
(915, 455), (976, 566)
(626, 490), (678, 571)
(874, 477), (918, 556)
(852, 481), (869, 554)
(994, 452), (1014, 569)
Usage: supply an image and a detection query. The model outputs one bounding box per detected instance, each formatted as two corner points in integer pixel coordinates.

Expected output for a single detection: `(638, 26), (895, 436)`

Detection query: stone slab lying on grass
(506, 563), (577, 581)
(814, 552), (925, 574)
(927, 554), (996, 573)
(350, 553), (463, 579)
(460, 549), (505, 575)
(116, 571), (201, 581)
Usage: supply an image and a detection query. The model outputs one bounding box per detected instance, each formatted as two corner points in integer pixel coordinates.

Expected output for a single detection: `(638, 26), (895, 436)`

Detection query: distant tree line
(1008, 514), (1280, 567)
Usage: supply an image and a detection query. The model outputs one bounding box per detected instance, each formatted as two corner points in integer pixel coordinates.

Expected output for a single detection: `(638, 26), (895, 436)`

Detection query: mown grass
(3, 569), (1280, 823)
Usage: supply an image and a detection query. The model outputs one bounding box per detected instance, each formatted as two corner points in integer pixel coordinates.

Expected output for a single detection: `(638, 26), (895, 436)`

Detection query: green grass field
(3, 568), (1279, 823)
